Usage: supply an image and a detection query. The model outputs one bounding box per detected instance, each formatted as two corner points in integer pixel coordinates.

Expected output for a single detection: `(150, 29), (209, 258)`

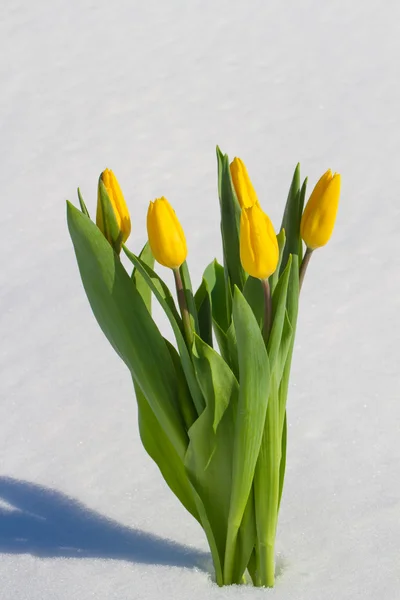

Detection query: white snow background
(1, 0), (400, 598)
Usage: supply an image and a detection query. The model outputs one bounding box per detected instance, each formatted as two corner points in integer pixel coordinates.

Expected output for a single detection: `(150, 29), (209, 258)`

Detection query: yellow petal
(230, 157), (259, 208)
(240, 203), (279, 279)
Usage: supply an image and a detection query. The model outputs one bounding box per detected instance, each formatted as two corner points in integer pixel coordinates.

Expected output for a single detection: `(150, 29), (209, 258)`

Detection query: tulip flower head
(230, 157), (259, 209)
(147, 197), (187, 269)
(96, 169), (131, 244)
(300, 169), (341, 250)
(240, 203), (279, 280)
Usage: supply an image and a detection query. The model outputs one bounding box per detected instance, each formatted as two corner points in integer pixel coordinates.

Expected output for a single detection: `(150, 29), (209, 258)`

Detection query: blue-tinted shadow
(0, 476), (210, 571)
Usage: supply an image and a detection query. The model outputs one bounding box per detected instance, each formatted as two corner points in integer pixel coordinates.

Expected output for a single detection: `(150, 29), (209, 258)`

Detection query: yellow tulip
(96, 168), (131, 243)
(300, 169), (341, 249)
(147, 197), (187, 269)
(230, 157), (259, 208)
(240, 203), (279, 279)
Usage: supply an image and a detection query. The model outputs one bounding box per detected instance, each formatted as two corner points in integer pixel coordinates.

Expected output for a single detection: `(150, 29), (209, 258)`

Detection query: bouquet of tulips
(66, 148), (340, 587)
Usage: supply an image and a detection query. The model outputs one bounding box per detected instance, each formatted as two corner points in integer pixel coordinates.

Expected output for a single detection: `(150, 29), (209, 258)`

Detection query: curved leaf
(123, 246), (204, 416)
(67, 202), (187, 458)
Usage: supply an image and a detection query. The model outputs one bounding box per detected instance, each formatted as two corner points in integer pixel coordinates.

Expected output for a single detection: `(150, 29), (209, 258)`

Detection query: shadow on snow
(0, 476), (210, 571)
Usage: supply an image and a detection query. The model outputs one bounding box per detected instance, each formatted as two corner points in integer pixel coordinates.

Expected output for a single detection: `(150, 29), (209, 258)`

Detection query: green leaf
(224, 287), (270, 584)
(124, 246), (182, 328)
(131, 242), (155, 313)
(97, 178), (123, 254)
(192, 334), (238, 433)
(134, 379), (199, 522)
(269, 228), (286, 294)
(277, 255), (300, 510)
(186, 335), (239, 581)
(286, 254), (299, 332)
(268, 255), (292, 372)
(243, 276), (264, 329)
(253, 371), (280, 587)
(298, 178), (308, 263)
(194, 278), (213, 347)
(276, 254), (299, 394)
(216, 147), (246, 292)
(179, 260), (199, 335)
(247, 547), (257, 585)
(122, 246), (204, 416)
(165, 339), (197, 430)
(77, 188), (90, 218)
(275, 310), (294, 387)
(278, 412), (287, 509)
(67, 202), (187, 459)
(226, 321), (239, 380)
(203, 259), (230, 332)
(280, 164), (301, 274)
(212, 320), (239, 380)
(233, 487), (257, 584)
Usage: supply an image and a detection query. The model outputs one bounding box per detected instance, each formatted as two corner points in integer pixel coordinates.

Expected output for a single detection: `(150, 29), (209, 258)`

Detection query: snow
(1, 0), (400, 598)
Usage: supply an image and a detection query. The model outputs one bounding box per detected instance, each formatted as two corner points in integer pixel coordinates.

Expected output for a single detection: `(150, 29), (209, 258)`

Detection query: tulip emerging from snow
(147, 197), (188, 269)
(230, 157), (259, 208)
(68, 150), (341, 590)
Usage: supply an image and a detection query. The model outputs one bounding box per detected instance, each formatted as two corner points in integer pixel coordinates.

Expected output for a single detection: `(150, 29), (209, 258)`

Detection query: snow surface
(1, 0), (400, 598)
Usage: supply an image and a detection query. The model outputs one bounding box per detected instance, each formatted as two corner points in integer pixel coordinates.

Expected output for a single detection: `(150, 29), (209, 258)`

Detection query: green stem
(173, 267), (193, 348)
(254, 374), (281, 587)
(223, 521), (240, 584)
(299, 247), (313, 291)
(262, 278), (272, 344)
(265, 392), (280, 586)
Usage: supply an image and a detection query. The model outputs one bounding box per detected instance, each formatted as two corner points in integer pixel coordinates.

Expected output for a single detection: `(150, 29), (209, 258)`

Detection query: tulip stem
(262, 279), (272, 343)
(173, 268), (193, 348)
(299, 247), (313, 291)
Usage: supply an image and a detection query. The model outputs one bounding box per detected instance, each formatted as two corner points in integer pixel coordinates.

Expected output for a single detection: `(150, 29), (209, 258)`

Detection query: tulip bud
(300, 169), (341, 249)
(230, 157), (259, 209)
(240, 203), (279, 280)
(96, 169), (131, 248)
(147, 197), (187, 269)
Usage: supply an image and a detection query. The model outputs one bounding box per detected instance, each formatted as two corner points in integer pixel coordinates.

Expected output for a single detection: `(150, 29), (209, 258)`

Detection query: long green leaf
(277, 254), (300, 505)
(298, 178), (307, 263)
(280, 164), (301, 274)
(77, 188), (90, 218)
(124, 245), (182, 328)
(67, 202), (187, 458)
(269, 229), (286, 294)
(203, 259), (230, 332)
(224, 287), (270, 584)
(233, 487), (256, 584)
(226, 321), (239, 380)
(165, 339), (197, 430)
(216, 147), (246, 292)
(268, 255), (292, 372)
(278, 412), (287, 509)
(180, 260), (199, 335)
(243, 276), (264, 329)
(122, 246), (204, 416)
(194, 278), (213, 347)
(186, 335), (239, 582)
(131, 242), (155, 313)
(253, 371), (280, 587)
